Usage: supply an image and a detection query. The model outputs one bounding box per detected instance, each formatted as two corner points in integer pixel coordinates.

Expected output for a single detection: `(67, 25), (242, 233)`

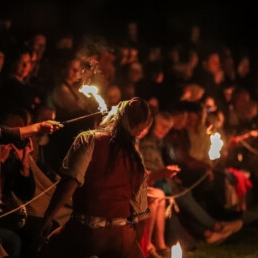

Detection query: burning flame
(171, 242), (182, 258)
(79, 85), (107, 112)
(209, 132), (223, 160)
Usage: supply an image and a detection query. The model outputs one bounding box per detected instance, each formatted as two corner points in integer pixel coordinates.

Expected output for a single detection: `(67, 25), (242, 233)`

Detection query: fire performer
(36, 97), (153, 258)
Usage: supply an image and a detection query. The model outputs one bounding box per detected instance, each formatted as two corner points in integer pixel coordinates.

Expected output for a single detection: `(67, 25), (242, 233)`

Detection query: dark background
(1, 0), (258, 54)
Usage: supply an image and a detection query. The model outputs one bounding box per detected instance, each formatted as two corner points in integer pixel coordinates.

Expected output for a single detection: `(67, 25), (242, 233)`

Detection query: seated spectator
(104, 84), (122, 108)
(136, 123), (185, 257)
(0, 107), (65, 258)
(228, 88), (253, 134)
(0, 108), (63, 257)
(46, 52), (99, 170)
(234, 52), (257, 98)
(118, 61), (144, 100)
(190, 49), (226, 112)
(26, 32), (54, 97)
(139, 111), (243, 246)
(165, 102), (213, 200)
(0, 108), (36, 258)
(47, 52), (95, 121)
(185, 101), (212, 167)
(0, 44), (42, 117)
(145, 187), (171, 258)
(202, 95), (220, 114)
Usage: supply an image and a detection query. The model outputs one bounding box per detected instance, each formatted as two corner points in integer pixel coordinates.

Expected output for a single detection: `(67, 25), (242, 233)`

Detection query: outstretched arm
(19, 120), (63, 139)
(227, 129), (258, 148)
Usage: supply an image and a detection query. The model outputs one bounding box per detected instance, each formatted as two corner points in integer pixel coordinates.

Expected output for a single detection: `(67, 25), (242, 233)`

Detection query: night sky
(1, 0), (258, 54)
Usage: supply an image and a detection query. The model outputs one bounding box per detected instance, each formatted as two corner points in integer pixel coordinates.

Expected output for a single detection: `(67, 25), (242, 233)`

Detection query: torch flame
(171, 242), (182, 258)
(209, 132), (223, 160)
(79, 85), (107, 112)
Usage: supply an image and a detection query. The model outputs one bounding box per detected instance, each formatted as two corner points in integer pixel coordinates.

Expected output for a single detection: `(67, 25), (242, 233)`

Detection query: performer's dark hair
(99, 97), (151, 174)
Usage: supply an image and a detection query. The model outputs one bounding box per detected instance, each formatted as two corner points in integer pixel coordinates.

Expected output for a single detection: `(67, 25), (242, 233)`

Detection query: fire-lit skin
(137, 113), (181, 255)
(19, 120), (63, 139)
(153, 115), (174, 140)
(203, 53), (224, 84)
(64, 59), (82, 87)
(105, 85), (122, 107)
(15, 53), (31, 82)
(144, 113), (181, 184)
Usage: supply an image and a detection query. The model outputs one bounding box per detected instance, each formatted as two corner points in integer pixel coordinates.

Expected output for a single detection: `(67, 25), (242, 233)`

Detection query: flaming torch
(79, 85), (107, 113)
(171, 242), (182, 258)
(208, 132), (223, 160)
(61, 85), (108, 125)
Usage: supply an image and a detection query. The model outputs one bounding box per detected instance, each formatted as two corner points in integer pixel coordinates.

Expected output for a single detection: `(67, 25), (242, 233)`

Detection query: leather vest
(73, 133), (142, 219)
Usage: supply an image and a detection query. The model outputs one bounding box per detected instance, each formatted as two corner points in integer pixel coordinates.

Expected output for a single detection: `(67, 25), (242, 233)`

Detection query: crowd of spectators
(1, 14), (258, 258)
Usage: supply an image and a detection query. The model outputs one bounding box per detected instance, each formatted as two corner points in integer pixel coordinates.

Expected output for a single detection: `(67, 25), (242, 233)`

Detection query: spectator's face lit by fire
(65, 59), (82, 85)
(106, 85), (121, 107)
(153, 115), (173, 139)
(204, 53), (221, 76)
(15, 53), (31, 80)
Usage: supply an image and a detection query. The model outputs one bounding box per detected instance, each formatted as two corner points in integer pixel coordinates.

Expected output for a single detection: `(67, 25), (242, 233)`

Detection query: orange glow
(171, 242), (182, 258)
(79, 85), (107, 112)
(209, 132), (223, 160)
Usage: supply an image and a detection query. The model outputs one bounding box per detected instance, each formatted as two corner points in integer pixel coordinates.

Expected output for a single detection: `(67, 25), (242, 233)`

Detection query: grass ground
(183, 221), (258, 258)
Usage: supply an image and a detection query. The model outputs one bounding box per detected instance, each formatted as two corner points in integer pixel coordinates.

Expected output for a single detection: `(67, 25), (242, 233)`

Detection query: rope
(0, 170), (208, 221)
(147, 170), (210, 217)
(0, 159), (218, 220)
(147, 158), (220, 217)
(0, 180), (59, 219)
(147, 171), (209, 200)
(240, 140), (258, 156)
